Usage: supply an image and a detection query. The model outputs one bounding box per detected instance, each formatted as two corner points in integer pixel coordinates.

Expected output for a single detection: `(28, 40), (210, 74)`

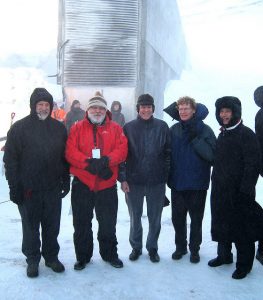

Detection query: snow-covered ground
(1, 153), (263, 300)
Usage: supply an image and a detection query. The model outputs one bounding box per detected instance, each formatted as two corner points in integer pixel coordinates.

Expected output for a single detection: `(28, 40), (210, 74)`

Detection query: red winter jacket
(65, 115), (128, 191)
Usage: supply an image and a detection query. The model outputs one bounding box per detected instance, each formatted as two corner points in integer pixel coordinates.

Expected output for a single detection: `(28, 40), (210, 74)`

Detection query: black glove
(85, 156), (109, 175)
(9, 186), (24, 205)
(188, 124), (198, 142)
(98, 167), (113, 180)
(60, 176), (71, 198)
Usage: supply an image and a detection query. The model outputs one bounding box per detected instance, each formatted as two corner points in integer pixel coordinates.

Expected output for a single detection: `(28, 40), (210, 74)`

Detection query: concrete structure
(57, 0), (187, 121)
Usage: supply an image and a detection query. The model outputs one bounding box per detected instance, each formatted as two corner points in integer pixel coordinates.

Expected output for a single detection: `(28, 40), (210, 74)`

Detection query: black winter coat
(120, 116), (171, 185)
(211, 122), (263, 243)
(3, 114), (69, 192)
(255, 108), (263, 176)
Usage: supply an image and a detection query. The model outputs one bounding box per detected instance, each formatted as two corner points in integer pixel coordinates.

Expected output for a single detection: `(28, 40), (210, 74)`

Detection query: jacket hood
(110, 101), (122, 113)
(215, 96), (241, 127)
(163, 102), (208, 122)
(254, 86), (263, 108)
(30, 88), (53, 114)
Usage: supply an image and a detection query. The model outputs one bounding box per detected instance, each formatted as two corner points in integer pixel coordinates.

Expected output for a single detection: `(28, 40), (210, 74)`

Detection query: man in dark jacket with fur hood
(254, 85), (263, 264)
(208, 96), (263, 279)
(3, 88), (70, 278)
(164, 96), (216, 264)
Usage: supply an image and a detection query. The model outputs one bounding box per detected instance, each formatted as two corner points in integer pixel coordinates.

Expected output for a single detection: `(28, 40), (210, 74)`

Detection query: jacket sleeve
(239, 128), (260, 195)
(3, 124), (23, 187)
(255, 110), (263, 176)
(107, 125), (128, 166)
(65, 124), (88, 169)
(192, 125), (216, 164)
(164, 124), (171, 181)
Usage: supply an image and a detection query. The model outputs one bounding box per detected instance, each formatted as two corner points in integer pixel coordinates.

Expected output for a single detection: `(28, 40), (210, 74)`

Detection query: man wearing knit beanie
(3, 87), (70, 278)
(66, 91), (128, 270)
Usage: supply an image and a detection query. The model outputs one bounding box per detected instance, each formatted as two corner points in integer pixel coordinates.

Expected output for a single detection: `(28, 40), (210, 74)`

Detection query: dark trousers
(171, 190), (207, 253)
(126, 183), (165, 252)
(258, 240), (263, 253)
(18, 187), (62, 264)
(217, 241), (255, 271)
(71, 178), (118, 262)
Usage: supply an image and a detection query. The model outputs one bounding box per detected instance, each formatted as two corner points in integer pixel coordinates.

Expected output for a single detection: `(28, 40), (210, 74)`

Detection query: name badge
(92, 148), (101, 159)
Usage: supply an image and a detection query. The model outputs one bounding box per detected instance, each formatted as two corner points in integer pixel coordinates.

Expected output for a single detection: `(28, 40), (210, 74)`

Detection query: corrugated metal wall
(58, 0), (139, 87)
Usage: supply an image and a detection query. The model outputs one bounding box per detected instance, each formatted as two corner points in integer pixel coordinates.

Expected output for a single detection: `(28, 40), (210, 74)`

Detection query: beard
(37, 110), (49, 120)
(88, 111), (106, 124)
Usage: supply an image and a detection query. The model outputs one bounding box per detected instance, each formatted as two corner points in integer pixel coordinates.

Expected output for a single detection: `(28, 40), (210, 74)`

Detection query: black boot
(27, 263), (39, 278)
(109, 257), (124, 268)
(149, 249), (160, 263)
(74, 261), (87, 271)
(208, 256), (233, 267)
(232, 268), (250, 280)
(190, 252), (200, 263)
(172, 249), (187, 260)
(45, 259), (65, 273)
(129, 249), (142, 261)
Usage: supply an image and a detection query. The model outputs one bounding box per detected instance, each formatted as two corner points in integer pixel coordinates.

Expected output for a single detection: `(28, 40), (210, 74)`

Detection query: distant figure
(51, 101), (66, 123)
(65, 100), (85, 133)
(110, 101), (125, 127)
(3, 88), (70, 278)
(253, 85), (263, 265)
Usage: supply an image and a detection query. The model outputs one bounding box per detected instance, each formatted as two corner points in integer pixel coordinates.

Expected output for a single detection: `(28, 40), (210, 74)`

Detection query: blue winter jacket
(167, 103), (216, 191)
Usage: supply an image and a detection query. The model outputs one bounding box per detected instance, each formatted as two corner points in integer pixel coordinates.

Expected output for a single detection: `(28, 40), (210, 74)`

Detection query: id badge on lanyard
(92, 148), (101, 159)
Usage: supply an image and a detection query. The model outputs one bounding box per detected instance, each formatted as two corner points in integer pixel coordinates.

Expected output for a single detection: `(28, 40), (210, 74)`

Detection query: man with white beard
(4, 88), (70, 278)
(65, 91), (127, 270)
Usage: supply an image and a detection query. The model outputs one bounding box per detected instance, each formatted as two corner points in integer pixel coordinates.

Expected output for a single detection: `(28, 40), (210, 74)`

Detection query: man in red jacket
(66, 91), (127, 270)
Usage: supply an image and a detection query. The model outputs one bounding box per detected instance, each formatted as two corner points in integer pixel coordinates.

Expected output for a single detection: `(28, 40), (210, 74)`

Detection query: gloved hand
(85, 156), (109, 175)
(188, 124), (198, 141)
(9, 186), (24, 205)
(60, 175), (71, 198)
(98, 167), (113, 180)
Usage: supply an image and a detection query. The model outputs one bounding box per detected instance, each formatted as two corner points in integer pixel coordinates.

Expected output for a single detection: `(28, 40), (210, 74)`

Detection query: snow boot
(129, 249), (142, 261)
(45, 259), (65, 273)
(27, 263), (39, 278)
(172, 249), (188, 260)
(208, 255), (233, 267)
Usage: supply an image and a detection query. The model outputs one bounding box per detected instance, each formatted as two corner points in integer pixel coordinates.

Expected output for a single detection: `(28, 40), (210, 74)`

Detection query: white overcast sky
(0, 0), (58, 57)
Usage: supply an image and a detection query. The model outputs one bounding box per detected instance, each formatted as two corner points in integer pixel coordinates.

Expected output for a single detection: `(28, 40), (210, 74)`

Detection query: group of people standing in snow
(3, 86), (263, 280)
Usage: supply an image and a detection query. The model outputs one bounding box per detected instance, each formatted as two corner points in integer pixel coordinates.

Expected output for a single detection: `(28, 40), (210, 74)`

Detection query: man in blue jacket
(119, 94), (171, 263)
(164, 96), (216, 263)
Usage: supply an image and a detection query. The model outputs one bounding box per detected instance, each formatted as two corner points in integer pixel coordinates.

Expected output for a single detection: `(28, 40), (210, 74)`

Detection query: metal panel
(59, 0), (139, 87)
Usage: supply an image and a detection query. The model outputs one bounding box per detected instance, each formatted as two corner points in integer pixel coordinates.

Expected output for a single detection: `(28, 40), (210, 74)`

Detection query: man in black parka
(254, 85), (263, 264)
(208, 96), (263, 279)
(3, 88), (70, 278)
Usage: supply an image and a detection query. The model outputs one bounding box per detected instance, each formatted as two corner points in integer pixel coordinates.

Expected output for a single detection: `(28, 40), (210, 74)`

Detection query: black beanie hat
(30, 88), (53, 112)
(254, 86), (263, 108)
(136, 94), (155, 112)
(215, 96), (241, 127)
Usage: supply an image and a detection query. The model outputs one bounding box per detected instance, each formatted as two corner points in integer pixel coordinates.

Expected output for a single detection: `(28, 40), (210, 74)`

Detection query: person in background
(3, 88), (70, 278)
(208, 96), (263, 279)
(66, 91), (127, 270)
(164, 96), (216, 263)
(110, 101), (125, 127)
(119, 94), (171, 263)
(65, 99), (85, 133)
(51, 101), (66, 123)
(253, 85), (263, 265)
